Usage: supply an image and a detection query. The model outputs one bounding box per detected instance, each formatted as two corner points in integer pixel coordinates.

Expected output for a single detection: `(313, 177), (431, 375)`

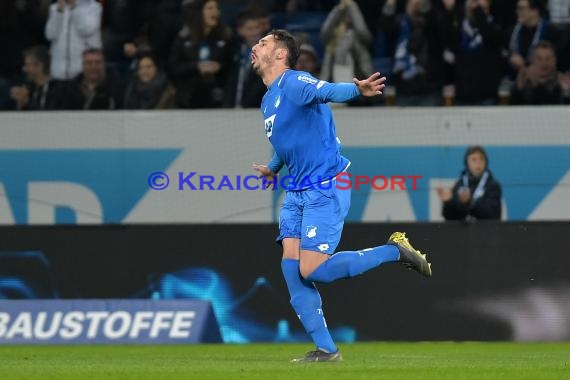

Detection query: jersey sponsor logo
(316, 80), (326, 89)
(264, 114), (276, 138)
(297, 75), (318, 85)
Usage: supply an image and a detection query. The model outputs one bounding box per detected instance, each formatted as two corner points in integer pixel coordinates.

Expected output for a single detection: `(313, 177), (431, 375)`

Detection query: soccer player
(251, 30), (432, 363)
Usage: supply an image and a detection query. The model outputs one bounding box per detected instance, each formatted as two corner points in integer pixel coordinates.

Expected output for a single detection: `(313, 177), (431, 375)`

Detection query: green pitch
(0, 342), (568, 380)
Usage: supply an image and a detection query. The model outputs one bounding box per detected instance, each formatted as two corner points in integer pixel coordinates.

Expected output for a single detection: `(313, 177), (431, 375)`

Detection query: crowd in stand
(1, 0), (569, 111)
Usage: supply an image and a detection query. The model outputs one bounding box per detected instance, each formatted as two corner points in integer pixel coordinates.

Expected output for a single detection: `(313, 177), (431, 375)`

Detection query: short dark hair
(136, 52), (161, 70)
(23, 45), (50, 74)
(268, 29), (300, 68)
(532, 40), (556, 54)
(236, 9), (258, 29)
(82, 48), (105, 58)
(464, 145), (489, 168)
(527, 0), (545, 14)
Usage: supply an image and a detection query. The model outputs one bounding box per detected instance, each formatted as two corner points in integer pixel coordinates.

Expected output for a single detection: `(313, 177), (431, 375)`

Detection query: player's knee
(299, 262), (315, 280)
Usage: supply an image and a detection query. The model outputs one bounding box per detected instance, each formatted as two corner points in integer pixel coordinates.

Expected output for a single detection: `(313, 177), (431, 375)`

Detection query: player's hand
(253, 163), (277, 189)
(198, 61), (221, 75)
(10, 86), (29, 108)
(354, 72), (387, 97)
(123, 43), (137, 58)
(458, 187), (471, 203)
(510, 54), (525, 71)
(559, 72), (570, 92)
(437, 187), (452, 202)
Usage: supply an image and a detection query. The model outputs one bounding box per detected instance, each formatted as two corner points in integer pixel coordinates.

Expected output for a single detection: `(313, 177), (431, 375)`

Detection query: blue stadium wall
(0, 108), (569, 224)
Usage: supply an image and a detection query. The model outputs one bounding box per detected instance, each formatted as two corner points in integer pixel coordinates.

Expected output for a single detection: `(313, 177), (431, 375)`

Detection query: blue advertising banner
(0, 300), (221, 344)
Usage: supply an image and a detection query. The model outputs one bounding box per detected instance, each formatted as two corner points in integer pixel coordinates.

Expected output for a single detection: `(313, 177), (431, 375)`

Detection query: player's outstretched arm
(290, 72), (387, 105)
(353, 72), (387, 97)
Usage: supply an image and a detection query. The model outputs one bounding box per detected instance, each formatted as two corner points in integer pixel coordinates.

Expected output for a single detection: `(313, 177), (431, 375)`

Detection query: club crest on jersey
(264, 114), (276, 138)
(297, 75), (318, 85)
(306, 226), (317, 238)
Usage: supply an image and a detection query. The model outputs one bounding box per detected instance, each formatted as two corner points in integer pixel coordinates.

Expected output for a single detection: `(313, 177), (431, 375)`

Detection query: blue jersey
(261, 70), (360, 189)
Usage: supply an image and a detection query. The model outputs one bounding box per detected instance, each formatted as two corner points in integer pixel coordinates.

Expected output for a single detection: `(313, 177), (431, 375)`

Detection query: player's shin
(281, 259), (337, 354)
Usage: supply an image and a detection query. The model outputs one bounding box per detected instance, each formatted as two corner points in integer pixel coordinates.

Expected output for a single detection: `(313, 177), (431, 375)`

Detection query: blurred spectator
(548, 0), (570, 25)
(169, 0), (232, 108)
(124, 53), (176, 109)
(440, 0), (505, 105)
(0, 0), (49, 85)
(64, 48), (124, 110)
(511, 40), (570, 104)
(437, 145), (502, 221)
(383, 0), (444, 106)
(120, 1), (181, 69)
(101, 0), (153, 65)
(548, 0), (570, 70)
(354, 0), (384, 39)
(223, 9), (267, 108)
(137, 0), (183, 66)
(295, 43), (322, 77)
(9, 46), (67, 111)
(45, 0), (103, 80)
(279, 0), (336, 13)
(250, 5), (273, 35)
(489, 0), (518, 32)
(508, 0), (556, 74)
(122, 36), (154, 74)
(320, 0), (373, 83)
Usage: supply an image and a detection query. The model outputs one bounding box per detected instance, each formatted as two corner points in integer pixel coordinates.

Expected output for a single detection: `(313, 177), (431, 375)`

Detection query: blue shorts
(277, 185), (351, 255)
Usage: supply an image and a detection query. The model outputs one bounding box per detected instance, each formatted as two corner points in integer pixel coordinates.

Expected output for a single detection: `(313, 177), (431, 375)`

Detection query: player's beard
(252, 61), (261, 75)
(252, 54), (274, 76)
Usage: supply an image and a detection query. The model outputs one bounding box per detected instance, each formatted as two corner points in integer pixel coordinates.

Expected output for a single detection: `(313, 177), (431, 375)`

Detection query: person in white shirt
(45, 0), (102, 80)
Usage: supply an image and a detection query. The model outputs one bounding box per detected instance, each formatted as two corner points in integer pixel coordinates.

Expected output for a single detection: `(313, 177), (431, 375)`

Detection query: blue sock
(281, 259), (337, 353)
(307, 245), (400, 283)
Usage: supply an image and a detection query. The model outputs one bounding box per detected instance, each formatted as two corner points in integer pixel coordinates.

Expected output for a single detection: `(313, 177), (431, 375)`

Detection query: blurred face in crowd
(467, 151), (486, 177)
(467, 0), (491, 13)
(22, 56), (44, 82)
(295, 51), (319, 77)
(238, 18), (262, 47)
(257, 15), (271, 34)
(532, 47), (557, 77)
(82, 51), (106, 84)
(516, 0), (539, 26)
(138, 57), (158, 83)
(406, 0), (424, 16)
(202, 0), (220, 30)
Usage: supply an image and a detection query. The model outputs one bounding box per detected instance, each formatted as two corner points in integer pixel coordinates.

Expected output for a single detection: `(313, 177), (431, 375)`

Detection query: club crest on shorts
(306, 226), (317, 238)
